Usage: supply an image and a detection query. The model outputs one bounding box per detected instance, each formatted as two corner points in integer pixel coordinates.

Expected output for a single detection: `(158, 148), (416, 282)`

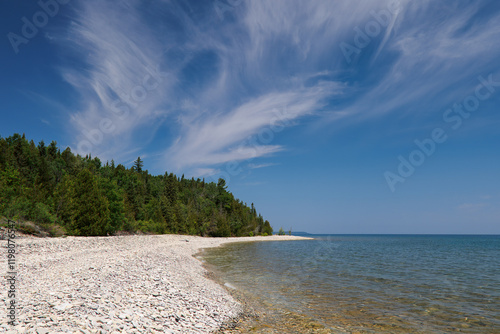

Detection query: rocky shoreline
(0, 234), (309, 333)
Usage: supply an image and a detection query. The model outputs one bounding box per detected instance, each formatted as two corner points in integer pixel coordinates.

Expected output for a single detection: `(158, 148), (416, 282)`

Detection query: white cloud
(248, 163), (279, 169)
(57, 0), (500, 175)
(58, 0), (173, 161)
(192, 168), (221, 177)
(57, 0), (381, 169)
(326, 1), (500, 124)
(164, 82), (341, 170)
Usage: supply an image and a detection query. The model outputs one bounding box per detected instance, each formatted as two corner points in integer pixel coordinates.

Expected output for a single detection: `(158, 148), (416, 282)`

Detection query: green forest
(0, 133), (273, 237)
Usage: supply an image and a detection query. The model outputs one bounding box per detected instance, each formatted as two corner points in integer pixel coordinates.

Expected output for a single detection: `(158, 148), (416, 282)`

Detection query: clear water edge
(198, 235), (500, 333)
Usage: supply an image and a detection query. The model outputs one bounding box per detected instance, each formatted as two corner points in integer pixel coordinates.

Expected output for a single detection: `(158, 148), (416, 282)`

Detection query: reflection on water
(200, 235), (500, 333)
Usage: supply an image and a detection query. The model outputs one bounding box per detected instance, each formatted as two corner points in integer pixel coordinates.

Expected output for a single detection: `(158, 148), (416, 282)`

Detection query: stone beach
(0, 234), (309, 333)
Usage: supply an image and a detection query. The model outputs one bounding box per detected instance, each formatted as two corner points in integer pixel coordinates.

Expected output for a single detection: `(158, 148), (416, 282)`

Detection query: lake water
(200, 235), (500, 333)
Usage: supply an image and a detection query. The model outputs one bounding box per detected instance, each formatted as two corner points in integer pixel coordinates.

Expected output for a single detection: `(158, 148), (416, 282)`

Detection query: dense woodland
(0, 133), (273, 237)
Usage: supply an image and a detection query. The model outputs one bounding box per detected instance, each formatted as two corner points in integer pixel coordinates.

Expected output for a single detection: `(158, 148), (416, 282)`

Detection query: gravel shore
(0, 234), (310, 333)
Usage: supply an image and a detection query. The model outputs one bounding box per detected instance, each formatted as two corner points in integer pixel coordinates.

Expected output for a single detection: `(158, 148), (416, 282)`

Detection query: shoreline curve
(1, 234), (312, 333)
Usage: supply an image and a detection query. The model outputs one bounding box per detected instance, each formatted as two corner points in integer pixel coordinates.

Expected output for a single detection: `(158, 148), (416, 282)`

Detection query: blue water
(202, 235), (500, 333)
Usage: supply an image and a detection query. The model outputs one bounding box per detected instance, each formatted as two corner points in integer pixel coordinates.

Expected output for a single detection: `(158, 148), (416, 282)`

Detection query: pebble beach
(0, 234), (309, 333)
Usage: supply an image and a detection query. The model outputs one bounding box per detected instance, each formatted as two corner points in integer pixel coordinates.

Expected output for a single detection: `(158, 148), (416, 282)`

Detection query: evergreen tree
(0, 134), (273, 237)
(72, 169), (111, 236)
(38, 140), (46, 157)
(54, 174), (76, 227)
(133, 157), (143, 173)
(98, 176), (126, 233)
(164, 173), (178, 204)
(61, 147), (76, 174)
(47, 141), (58, 161)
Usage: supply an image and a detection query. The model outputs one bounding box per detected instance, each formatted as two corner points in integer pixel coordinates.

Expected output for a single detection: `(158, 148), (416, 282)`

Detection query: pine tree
(98, 176), (126, 233)
(72, 169), (110, 236)
(0, 133), (273, 238)
(47, 141), (58, 161)
(161, 195), (177, 233)
(133, 157), (143, 173)
(61, 147), (76, 174)
(54, 174), (76, 227)
(164, 173), (178, 204)
(38, 140), (46, 157)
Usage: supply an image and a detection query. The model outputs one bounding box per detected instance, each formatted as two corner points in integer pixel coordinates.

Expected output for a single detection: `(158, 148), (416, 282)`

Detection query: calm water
(201, 235), (500, 333)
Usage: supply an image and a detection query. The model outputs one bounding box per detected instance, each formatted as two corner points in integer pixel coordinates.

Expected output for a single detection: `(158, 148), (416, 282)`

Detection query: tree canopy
(0, 133), (273, 237)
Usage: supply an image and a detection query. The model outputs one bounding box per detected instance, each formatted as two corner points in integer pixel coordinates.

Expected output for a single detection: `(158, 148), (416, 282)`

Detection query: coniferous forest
(0, 133), (273, 237)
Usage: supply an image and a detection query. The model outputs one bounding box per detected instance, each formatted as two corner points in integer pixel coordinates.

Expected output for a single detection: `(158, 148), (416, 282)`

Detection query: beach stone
(0, 234), (307, 333)
(54, 303), (73, 312)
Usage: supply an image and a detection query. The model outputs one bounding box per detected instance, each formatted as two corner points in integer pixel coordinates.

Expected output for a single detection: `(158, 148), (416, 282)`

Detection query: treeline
(0, 133), (273, 237)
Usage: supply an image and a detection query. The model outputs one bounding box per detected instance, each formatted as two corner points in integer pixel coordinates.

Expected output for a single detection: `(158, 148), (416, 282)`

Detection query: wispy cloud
(326, 1), (500, 125)
(248, 162), (279, 169)
(164, 82), (341, 170)
(192, 168), (220, 178)
(56, 0), (500, 175)
(57, 0), (173, 161)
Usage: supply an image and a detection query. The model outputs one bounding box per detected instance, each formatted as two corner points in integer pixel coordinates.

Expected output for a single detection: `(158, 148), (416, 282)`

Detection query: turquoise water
(202, 235), (500, 333)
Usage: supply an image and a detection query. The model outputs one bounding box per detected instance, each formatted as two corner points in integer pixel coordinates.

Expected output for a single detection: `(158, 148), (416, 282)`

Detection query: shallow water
(201, 235), (500, 333)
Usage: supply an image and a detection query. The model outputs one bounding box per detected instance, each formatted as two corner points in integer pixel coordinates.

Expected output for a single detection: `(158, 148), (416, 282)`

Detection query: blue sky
(1, 0), (500, 234)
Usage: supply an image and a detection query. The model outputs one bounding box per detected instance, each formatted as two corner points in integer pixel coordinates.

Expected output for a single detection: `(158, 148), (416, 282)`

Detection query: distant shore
(1, 234), (312, 333)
